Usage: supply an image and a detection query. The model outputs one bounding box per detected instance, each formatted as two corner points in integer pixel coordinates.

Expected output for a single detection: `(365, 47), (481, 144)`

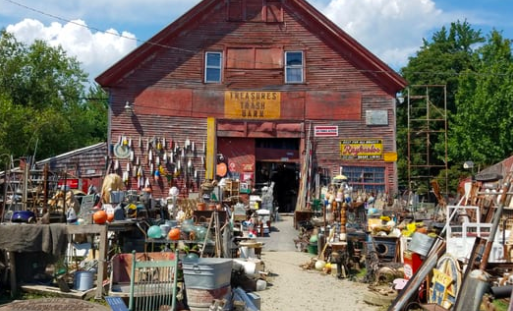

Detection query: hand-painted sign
(224, 91), (281, 119)
(340, 139), (383, 160)
(314, 125), (338, 137)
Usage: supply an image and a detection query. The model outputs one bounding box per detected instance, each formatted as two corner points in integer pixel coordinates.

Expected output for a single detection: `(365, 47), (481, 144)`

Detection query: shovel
(454, 179), (511, 311)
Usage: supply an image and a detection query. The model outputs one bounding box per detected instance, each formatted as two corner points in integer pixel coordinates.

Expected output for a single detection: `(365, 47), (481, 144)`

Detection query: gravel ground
(253, 214), (382, 311)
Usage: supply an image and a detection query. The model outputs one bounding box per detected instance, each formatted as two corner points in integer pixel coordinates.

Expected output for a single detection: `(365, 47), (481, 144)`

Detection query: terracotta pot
(197, 202), (206, 211)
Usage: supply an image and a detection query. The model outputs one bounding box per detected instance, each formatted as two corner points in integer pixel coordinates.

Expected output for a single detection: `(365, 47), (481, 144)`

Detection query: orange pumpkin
(107, 212), (115, 223)
(93, 210), (108, 224)
(168, 228), (181, 241)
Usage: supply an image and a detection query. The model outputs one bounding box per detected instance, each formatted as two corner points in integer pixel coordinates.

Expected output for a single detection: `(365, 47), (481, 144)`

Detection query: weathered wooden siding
(35, 143), (108, 190)
(217, 137), (255, 183)
(110, 115), (208, 198)
(105, 0), (401, 195)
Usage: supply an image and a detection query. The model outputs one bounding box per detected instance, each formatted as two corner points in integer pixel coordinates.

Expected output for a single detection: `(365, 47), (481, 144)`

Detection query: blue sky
(1, 0), (512, 83)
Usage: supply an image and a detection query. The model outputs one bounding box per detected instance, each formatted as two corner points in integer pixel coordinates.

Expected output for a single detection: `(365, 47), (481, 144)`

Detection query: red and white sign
(228, 161), (236, 172)
(314, 125), (338, 137)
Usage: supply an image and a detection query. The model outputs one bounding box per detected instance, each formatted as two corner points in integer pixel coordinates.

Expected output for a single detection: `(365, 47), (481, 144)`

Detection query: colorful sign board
(384, 152), (398, 162)
(224, 91), (281, 119)
(314, 125), (338, 137)
(340, 139), (383, 160)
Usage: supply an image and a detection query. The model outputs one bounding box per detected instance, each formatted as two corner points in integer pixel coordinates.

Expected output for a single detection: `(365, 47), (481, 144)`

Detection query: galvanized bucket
(408, 232), (435, 257)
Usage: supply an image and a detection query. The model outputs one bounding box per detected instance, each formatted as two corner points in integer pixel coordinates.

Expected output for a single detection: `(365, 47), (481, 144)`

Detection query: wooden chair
(109, 251), (179, 311)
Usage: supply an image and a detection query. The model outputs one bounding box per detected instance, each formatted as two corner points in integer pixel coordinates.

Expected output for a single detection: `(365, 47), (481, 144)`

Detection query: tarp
(0, 224), (68, 256)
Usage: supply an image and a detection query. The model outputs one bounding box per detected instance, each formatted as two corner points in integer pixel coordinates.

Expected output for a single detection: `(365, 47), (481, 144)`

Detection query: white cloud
(318, 0), (445, 70)
(6, 18), (137, 82)
(2, 0), (508, 81)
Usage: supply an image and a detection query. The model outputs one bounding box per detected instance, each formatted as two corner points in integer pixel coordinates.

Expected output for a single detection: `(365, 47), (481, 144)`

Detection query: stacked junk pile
(293, 170), (513, 311)
(0, 157), (272, 310)
(388, 171), (513, 311)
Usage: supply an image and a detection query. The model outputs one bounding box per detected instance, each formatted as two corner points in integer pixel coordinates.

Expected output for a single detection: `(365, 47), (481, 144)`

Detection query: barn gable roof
(95, 0), (407, 92)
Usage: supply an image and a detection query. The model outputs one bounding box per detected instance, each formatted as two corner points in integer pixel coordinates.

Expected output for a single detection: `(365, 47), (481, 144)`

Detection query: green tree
(0, 30), (107, 167)
(450, 30), (513, 166)
(398, 20), (485, 191)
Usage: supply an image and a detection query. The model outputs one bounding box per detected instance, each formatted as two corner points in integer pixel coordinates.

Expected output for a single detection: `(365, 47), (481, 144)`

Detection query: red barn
(96, 0), (407, 209)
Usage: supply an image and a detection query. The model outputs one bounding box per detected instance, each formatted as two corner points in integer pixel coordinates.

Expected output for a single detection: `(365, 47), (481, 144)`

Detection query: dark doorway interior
(254, 138), (300, 213)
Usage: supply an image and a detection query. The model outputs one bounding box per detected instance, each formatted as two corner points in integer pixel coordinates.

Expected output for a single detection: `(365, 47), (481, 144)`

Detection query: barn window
(343, 166), (386, 193)
(205, 52), (223, 83)
(285, 51), (304, 83)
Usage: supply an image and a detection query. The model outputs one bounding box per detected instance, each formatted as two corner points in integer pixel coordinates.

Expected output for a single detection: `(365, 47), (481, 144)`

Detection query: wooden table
(0, 224), (108, 299)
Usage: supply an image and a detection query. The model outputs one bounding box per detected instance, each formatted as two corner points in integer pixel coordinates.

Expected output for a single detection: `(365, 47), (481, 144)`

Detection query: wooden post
(9, 252), (17, 297)
(67, 224), (108, 299)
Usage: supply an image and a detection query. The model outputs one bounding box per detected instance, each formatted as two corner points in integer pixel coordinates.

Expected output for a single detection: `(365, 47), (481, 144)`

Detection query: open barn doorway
(254, 138), (300, 213)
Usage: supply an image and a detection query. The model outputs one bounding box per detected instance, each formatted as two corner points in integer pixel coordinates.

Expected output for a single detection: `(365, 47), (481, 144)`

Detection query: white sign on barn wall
(314, 125), (338, 137)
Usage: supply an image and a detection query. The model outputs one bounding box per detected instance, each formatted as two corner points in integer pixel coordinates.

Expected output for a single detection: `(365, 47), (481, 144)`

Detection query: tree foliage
(451, 30), (513, 166)
(0, 30), (108, 167)
(399, 20), (513, 194)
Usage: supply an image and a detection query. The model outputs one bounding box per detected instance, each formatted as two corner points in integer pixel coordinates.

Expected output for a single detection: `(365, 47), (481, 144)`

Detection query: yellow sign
(340, 139), (383, 160)
(206, 117), (216, 180)
(384, 152), (397, 162)
(224, 91), (281, 119)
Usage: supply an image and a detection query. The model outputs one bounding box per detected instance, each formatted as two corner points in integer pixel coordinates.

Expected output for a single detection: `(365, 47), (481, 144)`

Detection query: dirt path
(255, 214), (382, 311)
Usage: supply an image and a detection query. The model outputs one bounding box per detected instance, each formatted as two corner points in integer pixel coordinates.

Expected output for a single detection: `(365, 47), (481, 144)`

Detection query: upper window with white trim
(285, 51), (304, 83)
(205, 52), (223, 83)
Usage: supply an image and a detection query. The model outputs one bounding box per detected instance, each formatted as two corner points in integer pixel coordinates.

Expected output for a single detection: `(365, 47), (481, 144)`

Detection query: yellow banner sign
(224, 91), (281, 119)
(206, 117), (216, 180)
(340, 139), (383, 160)
(384, 152), (397, 162)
